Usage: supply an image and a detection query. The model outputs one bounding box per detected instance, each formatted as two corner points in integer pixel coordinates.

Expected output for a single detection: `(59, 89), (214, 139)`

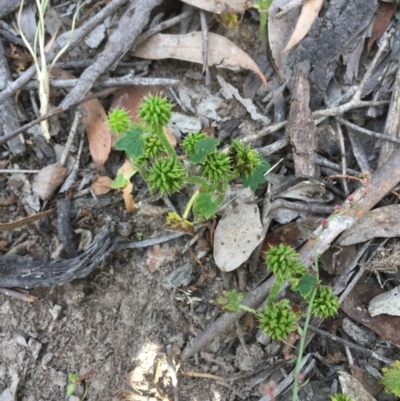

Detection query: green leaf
(114, 127), (146, 159)
(111, 173), (131, 189)
(66, 383), (76, 397)
(217, 289), (244, 313)
(193, 192), (219, 219)
(242, 158), (270, 191)
(295, 274), (319, 298)
(189, 137), (220, 164)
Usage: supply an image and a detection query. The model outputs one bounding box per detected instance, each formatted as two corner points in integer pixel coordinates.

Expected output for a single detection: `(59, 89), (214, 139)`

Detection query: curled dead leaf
(90, 174), (113, 195)
(33, 163), (68, 200)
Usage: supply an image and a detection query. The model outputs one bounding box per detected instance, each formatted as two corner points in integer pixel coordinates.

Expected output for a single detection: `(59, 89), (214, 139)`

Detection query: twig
(166, 345), (179, 401)
(241, 101), (390, 143)
(306, 324), (394, 365)
(200, 10), (211, 86)
(336, 117), (400, 145)
(114, 232), (187, 250)
(335, 120), (349, 195)
(24, 76), (181, 90)
(135, 10), (195, 46)
(60, 109), (81, 167)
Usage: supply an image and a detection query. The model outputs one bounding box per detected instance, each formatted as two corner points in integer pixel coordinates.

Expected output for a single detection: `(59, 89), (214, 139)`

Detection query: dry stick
(335, 120), (349, 195)
(200, 10), (211, 86)
(181, 147), (400, 361)
(135, 10), (195, 46)
(0, 88), (116, 146)
(336, 117), (400, 145)
(306, 324), (393, 364)
(166, 344), (180, 401)
(25, 76), (181, 90)
(0, 0), (129, 106)
(60, 0), (163, 110)
(241, 100), (389, 144)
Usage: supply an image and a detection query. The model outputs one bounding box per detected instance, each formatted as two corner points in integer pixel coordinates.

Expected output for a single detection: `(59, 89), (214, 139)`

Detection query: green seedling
(17, 0), (81, 140)
(108, 95), (270, 224)
(66, 370), (94, 400)
(253, 0), (274, 50)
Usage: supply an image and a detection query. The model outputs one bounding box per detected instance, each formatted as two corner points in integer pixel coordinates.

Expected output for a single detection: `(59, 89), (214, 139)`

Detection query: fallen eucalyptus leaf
(33, 163), (68, 200)
(214, 187), (263, 272)
(133, 32), (267, 87)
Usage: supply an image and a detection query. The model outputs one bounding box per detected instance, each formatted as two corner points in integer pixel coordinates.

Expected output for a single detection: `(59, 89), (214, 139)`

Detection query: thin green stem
(267, 278), (282, 308)
(155, 126), (176, 160)
(184, 176), (210, 189)
(292, 287), (317, 401)
(183, 190), (200, 220)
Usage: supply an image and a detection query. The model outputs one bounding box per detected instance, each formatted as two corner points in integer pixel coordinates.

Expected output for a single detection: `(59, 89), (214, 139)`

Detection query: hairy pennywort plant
(108, 95), (270, 222)
(217, 244), (339, 341)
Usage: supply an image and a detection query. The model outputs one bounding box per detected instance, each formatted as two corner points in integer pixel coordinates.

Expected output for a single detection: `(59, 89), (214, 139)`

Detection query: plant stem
(266, 278), (282, 308)
(183, 190), (200, 220)
(155, 126), (176, 160)
(185, 176), (210, 188)
(292, 287), (317, 401)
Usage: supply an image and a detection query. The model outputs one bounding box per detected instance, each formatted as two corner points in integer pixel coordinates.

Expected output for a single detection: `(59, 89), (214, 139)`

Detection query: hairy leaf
(242, 158), (270, 191)
(193, 192), (219, 219)
(190, 137), (220, 164)
(295, 274), (319, 298)
(114, 127), (146, 160)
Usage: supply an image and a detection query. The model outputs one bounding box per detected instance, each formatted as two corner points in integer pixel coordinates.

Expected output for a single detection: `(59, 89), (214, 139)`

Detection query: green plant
(381, 360), (400, 397)
(253, 0), (274, 50)
(108, 95), (270, 223)
(17, 0), (81, 140)
(331, 395), (354, 401)
(66, 371), (94, 400)
(218, 244), (339, 342)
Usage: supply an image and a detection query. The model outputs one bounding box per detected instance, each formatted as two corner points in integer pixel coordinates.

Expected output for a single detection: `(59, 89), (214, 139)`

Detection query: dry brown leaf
(133, 32), (267, 87)
(33, 163), (68, 200)
(367, 1), (397, 52)
(180, 0), (253, 14)
(117, 159), (136, 213)
(122, 183), (135, 213)
(282, 0), (324, 53)
(90, 174), (112, 195)
(0, 240), (9, 250)
(51, 67), (111, 168)
(0, 208), (56, 233)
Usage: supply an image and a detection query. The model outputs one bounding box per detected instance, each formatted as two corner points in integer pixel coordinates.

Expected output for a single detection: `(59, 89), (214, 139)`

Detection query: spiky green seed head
(265, 243), (306, 281)
(182, 132), (207, 155)
(259, 299), (299, 340)
(139, 94), (172, 128)
(148, 158), (186, 194)
(144, 134), (164, 159)
(229, 139), (261, 177)
(312, 286), (339, 318)
(108, 108), (130, 134)
(200, 152), (231, 182)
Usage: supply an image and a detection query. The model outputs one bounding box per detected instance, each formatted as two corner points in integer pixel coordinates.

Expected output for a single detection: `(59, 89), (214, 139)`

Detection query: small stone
(117, 222), (133, 237)
(256, 330), (272, 345)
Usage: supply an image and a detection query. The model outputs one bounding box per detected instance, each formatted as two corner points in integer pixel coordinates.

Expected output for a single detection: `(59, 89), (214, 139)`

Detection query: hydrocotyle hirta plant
(108, 95), (270, 224)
